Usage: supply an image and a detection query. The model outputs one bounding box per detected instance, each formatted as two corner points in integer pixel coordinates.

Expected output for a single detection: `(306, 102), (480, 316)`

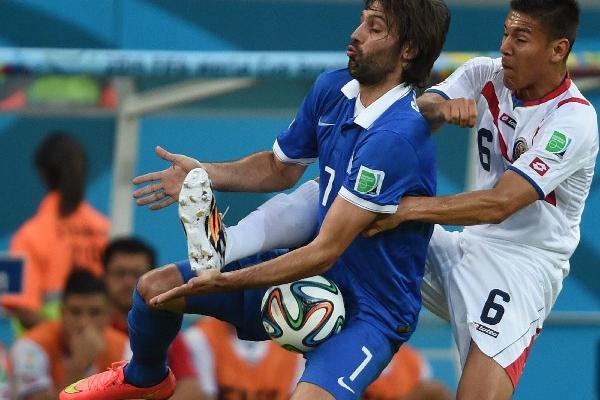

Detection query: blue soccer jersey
(274, 69), (436, 342)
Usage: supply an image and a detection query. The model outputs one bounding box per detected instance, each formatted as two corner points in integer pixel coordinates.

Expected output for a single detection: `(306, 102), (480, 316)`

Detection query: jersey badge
(529, 157), (550, 176)
(512, 137), (528, 161)
(545, 130), (571, 159)
(355, 165), (385, 196)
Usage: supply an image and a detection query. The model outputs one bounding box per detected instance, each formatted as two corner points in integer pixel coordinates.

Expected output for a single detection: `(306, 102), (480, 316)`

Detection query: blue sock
(124, 289), (182, 387)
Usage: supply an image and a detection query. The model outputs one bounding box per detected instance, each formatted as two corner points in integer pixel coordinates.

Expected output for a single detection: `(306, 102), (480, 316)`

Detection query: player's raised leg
(60, 169), (220, 400)
(180, 166), (320, 268)
(223, 177), (320, 264)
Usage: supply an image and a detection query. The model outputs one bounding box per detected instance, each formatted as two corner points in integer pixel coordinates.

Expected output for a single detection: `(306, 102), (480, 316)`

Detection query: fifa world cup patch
(355, 165), (385, 196)
(529, 157), (550, 176)
(545, 130), (571, 159)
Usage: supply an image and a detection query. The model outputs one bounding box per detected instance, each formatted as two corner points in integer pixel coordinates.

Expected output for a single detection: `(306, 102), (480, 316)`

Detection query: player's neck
(515, 66), (568, 102)
(359, 75), (405, 107)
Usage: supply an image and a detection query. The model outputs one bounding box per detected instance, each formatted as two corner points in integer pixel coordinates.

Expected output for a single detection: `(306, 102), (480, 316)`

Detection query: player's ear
(401, 42), (418, 61)
(550, 38), (570, 64)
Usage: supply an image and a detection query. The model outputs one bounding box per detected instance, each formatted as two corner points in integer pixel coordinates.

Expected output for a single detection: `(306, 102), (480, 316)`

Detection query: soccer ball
(260, 275), (346, 353)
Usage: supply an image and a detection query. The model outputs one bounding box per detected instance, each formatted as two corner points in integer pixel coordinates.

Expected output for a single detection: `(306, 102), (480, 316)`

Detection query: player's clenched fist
(439, 98), (477, 128)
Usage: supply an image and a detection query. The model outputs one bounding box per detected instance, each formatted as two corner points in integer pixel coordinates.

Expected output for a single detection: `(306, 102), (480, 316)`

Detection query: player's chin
(348, 60), (358, 75)
(502, 74), (518, 92)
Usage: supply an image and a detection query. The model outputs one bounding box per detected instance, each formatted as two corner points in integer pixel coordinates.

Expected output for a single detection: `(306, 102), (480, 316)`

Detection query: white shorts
(421, 226), (565, 385)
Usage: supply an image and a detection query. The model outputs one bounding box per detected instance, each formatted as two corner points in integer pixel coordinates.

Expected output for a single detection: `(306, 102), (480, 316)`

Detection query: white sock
(224, 179), (320, 264)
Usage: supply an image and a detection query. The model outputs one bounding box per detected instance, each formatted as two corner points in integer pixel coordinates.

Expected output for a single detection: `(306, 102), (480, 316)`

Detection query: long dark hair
(365, 0), (450, 88)
(34, 132), (88, 217)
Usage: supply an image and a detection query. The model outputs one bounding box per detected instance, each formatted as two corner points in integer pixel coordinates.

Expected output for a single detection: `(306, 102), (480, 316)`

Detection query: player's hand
(132, 146), (202, 210)
(363, 196), (419, 237)
(149, 268), (222, 307)
(439, 98), (477, 128)
(363, 213), (404, 237)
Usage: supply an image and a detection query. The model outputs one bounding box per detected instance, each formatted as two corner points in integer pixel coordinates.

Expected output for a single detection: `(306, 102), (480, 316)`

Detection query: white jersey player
(428, 56), (596, 265)
(419, 54), (597, 383)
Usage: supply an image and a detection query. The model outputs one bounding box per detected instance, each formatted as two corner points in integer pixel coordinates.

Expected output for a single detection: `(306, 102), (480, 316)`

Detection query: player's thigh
(457, 341), (513, 400)
(300, 319), (397, 400)
(421, 225), (462, 321)
(447, 238), (547, 376)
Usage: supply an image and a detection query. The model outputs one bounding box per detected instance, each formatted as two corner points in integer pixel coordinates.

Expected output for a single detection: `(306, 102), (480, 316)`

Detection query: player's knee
(136, 264), (184, 304)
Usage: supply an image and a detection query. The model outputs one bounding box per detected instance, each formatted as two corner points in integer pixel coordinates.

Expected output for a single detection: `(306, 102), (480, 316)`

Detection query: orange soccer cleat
(59, 361), (176, 400)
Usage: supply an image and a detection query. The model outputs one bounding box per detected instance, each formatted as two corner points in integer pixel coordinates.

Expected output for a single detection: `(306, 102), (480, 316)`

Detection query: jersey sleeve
(508, 103), (599, 198)
(426, 57), (498, 100)
(273, 75), (324, 165)
(9, 338), (53, 398)
(339, 131), (423, 214)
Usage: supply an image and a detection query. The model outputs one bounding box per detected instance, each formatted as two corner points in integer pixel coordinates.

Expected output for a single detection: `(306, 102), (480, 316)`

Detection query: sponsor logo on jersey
(318, 117), (335, 127)
(512, 137), (528, 161)
(545, 130), (571, 159)
(355, 166), (385, 196)
(337, 377), (356, 394)
(474, 322), (499, 338)
(500, 113), (517, 129)
(529, 157), (550, 176)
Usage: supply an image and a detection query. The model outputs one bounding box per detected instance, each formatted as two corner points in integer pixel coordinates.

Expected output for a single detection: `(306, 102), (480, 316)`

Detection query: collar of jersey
(340, 79), (412, 129)
(512, 73), (571, 108)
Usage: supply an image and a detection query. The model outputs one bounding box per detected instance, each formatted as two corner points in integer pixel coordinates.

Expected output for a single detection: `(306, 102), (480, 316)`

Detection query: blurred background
(0, 0), (598, 399)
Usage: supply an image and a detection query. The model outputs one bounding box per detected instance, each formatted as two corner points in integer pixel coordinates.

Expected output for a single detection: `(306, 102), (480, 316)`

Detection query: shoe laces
(220, 206), (230, 224)
(85, 361), (126, 391)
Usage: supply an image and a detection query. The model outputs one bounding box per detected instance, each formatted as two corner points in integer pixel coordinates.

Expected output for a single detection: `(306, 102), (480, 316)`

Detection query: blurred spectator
(363, 345), (452, 400)
(184, 317), (304, 400)
(2, 132), (109, 329)
(103, 237), (204, 400)
(9, 269), (129, 400)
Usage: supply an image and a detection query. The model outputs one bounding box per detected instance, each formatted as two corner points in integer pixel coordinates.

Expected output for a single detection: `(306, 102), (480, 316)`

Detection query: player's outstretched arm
(149, 196), (377, 305)
(133, 146), (202, 210)
(364, 170), (539, 236)
(133, 146), (306, 210)
(417, 92), (477, 131)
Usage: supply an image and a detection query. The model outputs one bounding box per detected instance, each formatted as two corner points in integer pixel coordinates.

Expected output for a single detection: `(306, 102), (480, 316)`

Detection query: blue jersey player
(60, 1), (450, 400)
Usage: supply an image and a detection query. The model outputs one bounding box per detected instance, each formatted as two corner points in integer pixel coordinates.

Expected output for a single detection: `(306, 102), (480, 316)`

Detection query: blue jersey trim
(273, 140), (317, 165)
(338, 187), (397, 213)
(424, 88), (450, 100)
(507, 166), (545, 200)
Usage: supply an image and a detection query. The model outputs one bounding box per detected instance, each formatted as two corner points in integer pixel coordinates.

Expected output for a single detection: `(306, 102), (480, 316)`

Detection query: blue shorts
(176, 250), (401, 399)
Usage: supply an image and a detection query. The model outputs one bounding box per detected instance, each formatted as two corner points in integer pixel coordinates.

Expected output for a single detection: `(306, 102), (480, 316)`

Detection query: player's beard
(348, 45), (399, 86)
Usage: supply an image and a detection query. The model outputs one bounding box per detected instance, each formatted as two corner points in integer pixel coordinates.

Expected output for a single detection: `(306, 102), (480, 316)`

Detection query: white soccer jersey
(428, 57), (598, 270)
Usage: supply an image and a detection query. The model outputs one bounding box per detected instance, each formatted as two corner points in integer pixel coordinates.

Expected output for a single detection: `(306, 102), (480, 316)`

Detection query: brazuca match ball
(260, 275), (345, 353)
